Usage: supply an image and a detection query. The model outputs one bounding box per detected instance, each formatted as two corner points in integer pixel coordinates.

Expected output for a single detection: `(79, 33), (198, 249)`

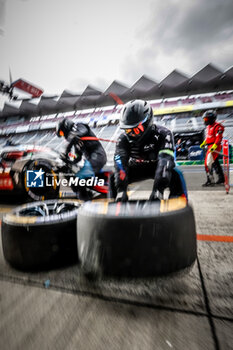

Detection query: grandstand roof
(225, 67), (233, 77)
(2, 103), (19, 116)
(60, 90), (79, 98)
(192, 64), (222, 81)
(131, 75), (157, 90)
(0, 63), (233, 118)
(81, 85), (102, 96)
(159, 69), (188, 86)
(104, 80), (128, 95)
(20, 100), (38, 114)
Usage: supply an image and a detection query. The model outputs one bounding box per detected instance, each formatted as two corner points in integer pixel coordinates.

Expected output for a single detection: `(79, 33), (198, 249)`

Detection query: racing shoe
(215, 177), (225, 185)
(77, 188), (92, 201)
(202, 177), (215, 187)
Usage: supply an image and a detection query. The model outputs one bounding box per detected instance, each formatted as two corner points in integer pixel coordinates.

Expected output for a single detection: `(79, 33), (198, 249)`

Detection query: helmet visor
(125, 121), (145, 138)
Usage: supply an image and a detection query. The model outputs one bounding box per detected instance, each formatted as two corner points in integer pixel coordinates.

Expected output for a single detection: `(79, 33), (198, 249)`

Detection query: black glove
(116, 191), (128, 203)
(156, 176), (170, 193)
(149, 190), (162, 201)
(153, 155), (174, 193)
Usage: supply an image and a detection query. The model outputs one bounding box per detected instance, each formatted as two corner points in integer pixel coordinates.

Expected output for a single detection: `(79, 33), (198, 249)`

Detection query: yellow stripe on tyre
(51, 169), (57, 190)
(160, 197), (187, 213)
(5, 214), (37, 224)
(24, 172), (29, 192)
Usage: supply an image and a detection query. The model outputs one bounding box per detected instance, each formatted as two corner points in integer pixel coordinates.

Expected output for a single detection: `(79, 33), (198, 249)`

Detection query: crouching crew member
(56, 118), (107, 199)
(112, 99), (175, 202)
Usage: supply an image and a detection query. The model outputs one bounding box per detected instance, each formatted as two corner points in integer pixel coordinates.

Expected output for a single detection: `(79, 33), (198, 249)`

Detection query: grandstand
(0, 64), (233, 164)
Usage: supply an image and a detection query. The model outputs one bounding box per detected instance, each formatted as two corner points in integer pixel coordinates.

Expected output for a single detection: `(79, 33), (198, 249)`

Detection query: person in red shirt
(200, 110), (225, 186)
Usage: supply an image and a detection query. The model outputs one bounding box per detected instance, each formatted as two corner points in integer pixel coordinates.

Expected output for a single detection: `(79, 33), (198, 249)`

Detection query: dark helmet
(56, 118), (74, 138)
(120, 100), (153, 140)
(202, 110), (217, 126)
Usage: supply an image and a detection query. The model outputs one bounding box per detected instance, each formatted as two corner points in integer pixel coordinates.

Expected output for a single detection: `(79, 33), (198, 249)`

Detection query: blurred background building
(0, 63), (233, 164)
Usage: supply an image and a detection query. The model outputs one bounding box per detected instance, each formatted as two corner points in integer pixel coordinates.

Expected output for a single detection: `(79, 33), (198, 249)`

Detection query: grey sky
(122, 0), (233, 82)
(0, 0), (232, 97)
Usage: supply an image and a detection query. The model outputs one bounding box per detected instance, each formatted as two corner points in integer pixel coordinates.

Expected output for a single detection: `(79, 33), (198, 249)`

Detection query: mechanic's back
(57, 119), (107, 174)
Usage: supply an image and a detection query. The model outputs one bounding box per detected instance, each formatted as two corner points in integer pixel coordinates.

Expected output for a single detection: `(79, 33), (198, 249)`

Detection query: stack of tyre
(2, 197), (197, 278)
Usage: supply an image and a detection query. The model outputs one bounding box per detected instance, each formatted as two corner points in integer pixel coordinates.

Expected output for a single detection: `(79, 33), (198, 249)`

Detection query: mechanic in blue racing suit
(112, 100), (176, 202)
(56, 118), (107, 200)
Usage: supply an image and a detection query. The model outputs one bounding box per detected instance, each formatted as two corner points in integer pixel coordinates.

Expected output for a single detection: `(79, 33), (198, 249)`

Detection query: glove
(156, 177), (170, 193)
(119, 169), (126, 181)
(116, 191), (128, 203)
(200, 140), (207, 149)
(153, 156), (173, 194)
(210, 143), (218, 152)
(149, 190), (163, 202)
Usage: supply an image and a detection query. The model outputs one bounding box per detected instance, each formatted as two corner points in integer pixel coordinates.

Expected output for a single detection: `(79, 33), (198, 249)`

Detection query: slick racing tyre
(77, 197), (197, 278)
(23, 159), (59, 201)
(2, 199), (80, 271)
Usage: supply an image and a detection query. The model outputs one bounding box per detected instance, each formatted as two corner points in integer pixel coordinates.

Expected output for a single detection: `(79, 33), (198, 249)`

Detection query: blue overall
(75, 160), (95, 179)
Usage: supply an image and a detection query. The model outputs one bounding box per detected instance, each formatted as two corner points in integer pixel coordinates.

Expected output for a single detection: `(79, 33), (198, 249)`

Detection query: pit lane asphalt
(0, 165), (233, 350)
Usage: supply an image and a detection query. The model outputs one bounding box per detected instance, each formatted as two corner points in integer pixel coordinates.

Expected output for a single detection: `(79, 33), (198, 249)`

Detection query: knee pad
(76, 160), (95, 179)
(206, 152), (214, 170)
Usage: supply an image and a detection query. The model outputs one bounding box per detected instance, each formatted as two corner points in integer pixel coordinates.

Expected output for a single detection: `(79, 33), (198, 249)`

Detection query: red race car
(0, 144), (50, 194)
(0, 143), (111, 201)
